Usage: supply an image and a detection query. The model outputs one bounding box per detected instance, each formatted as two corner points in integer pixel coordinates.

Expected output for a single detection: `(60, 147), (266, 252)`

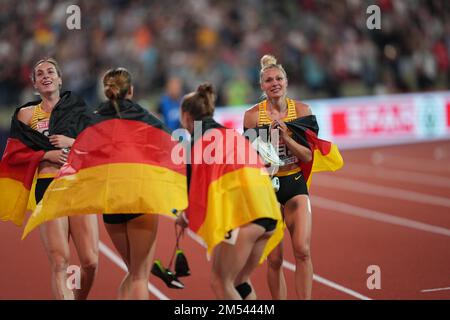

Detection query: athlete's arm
(243, 106), (258, 130)
(275, 102), (313, 163)
(17, 106), (67, 165)
(17, 107), (33, 126)
(49, 135), (75, 148)
(42, 149), (65, 165)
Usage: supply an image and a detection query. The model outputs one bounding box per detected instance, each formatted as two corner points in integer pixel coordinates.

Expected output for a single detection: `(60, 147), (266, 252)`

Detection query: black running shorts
(35, 178), (53, 203)
(275, 171), (309, 205)
(103, 214), (142, 224)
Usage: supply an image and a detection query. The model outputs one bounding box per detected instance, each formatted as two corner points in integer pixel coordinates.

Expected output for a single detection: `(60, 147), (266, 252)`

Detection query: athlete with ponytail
(176, 83), (283, 300)
(243, 55), (314, 300)
(97, 68), (162, 300)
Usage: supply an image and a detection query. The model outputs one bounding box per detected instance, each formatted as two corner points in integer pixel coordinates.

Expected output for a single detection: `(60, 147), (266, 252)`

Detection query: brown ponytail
(181, 83), (216, 120)
(103, 67), (132, 118)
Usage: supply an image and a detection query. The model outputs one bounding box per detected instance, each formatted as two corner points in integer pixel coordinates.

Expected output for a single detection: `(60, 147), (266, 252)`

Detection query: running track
(1, 140), (449, 300)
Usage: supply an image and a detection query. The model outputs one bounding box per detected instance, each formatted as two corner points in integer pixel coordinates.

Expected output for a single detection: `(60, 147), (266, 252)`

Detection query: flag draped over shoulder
(252, 115), (343, 187)
(23, 99), (188, 238)
(187, 118), (283, 261)
(285, 115), (344, 187)
(0, 91), (89, 226)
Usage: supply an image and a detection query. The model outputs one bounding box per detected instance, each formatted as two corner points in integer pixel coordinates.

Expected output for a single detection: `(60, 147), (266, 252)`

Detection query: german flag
(186, 118), (283, 261)
(284, 115), (344, 187)
(0, 91), (89, 226)
(23, 99), (188, 238)
(250, 115), (343, 187)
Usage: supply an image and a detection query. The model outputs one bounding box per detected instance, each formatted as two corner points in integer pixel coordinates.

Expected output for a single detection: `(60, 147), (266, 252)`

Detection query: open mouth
(42, 81), (53, 86)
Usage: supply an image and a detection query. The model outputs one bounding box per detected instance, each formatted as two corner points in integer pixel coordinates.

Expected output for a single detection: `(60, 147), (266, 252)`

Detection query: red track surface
(1, 140), (449, 300)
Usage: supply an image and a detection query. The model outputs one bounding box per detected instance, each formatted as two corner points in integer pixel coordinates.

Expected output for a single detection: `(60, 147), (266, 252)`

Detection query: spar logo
(331, 101), (415, 138)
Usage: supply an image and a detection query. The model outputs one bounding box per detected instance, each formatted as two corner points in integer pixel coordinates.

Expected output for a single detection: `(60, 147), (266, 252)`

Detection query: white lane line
(433, 146), (450, 160)
(341, 162), (450, 189)
(315, 175), (450, 208)
(282, 261), (372, 300)
(312, 196), (450, 237)
(98, 241), (169, 300)
(371, 152), (450, 173)
(178, 218), (372, 300)
(421, 286), (450, 293)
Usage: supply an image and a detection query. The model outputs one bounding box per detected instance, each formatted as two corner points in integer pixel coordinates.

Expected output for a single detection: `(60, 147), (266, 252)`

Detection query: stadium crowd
(0, 0), (449, 109)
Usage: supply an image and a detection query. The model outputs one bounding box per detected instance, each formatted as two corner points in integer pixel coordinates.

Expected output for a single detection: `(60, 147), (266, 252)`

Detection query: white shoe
(251, 136), (285, 167)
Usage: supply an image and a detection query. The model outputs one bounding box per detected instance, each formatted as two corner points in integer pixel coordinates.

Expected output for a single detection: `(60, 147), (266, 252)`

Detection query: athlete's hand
(49, 135), (74, 148)
(43, 150), (66, 165)
(271, 120), (291, 142)
(175, 211), (188, 229)
(59, 148), (70, 164)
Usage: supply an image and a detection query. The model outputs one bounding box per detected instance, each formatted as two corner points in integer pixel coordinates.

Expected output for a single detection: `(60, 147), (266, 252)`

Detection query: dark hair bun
(197, 83), (214, 97)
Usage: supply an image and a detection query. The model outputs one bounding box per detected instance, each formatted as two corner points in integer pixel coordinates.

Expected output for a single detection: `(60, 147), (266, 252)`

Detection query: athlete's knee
(48, 250), (70, 273)
(267, 250), (283, 270)
(80, 260), (98, 274)
(211, 267), (233, 292)
(129, 272), (148, 282)
(210, 271), (223, 294)
(293, 243), (311, 262)
(79, 251), (99, 273)
(128, 263), (151, 280)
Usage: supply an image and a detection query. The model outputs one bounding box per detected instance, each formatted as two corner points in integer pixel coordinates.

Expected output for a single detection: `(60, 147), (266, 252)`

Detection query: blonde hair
(181, 83), (216, 120)
(259, 54), (287, 84)
(103, 67), (132, 118)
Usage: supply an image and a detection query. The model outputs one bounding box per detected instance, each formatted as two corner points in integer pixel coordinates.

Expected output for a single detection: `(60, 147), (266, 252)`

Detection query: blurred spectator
(157, 76), (183, 130)
(224, 70), (253, 107)
(0, 0), (449, 111)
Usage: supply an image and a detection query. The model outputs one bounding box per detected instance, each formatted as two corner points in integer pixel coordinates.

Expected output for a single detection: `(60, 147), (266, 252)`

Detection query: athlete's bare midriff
(277, 162), (299, 174)
(38, 162), (60, 175)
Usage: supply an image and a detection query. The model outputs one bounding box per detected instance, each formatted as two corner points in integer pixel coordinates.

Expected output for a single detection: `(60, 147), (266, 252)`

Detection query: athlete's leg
(266, 241), (287, 299)
(39, 217), (74, 300)
(235, 228), (274, 300)
(126, 214), (159, 300)
(69, 214), (99, 300)
(104, 221), (131, 299)
(211, 223), (265, 299)
(284, 194), (312, 300)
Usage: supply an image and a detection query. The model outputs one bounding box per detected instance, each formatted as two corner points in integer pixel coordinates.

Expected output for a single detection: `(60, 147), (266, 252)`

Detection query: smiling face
(260, 67), (288, 100)
(33, 61), (62, 95)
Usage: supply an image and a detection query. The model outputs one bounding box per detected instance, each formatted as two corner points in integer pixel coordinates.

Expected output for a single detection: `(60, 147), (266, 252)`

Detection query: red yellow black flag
(186, 118), (283, 261)
(284, 115), (344, 187)
(23, 100), (187, 238)
(0, 91), (89, 226)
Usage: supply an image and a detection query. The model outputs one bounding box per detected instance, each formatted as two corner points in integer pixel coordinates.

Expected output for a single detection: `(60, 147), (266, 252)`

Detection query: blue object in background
(158, 94), (181, 131)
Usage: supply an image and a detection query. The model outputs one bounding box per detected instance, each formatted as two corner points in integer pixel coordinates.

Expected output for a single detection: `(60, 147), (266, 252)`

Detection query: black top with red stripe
(8, 91), (90, 152)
